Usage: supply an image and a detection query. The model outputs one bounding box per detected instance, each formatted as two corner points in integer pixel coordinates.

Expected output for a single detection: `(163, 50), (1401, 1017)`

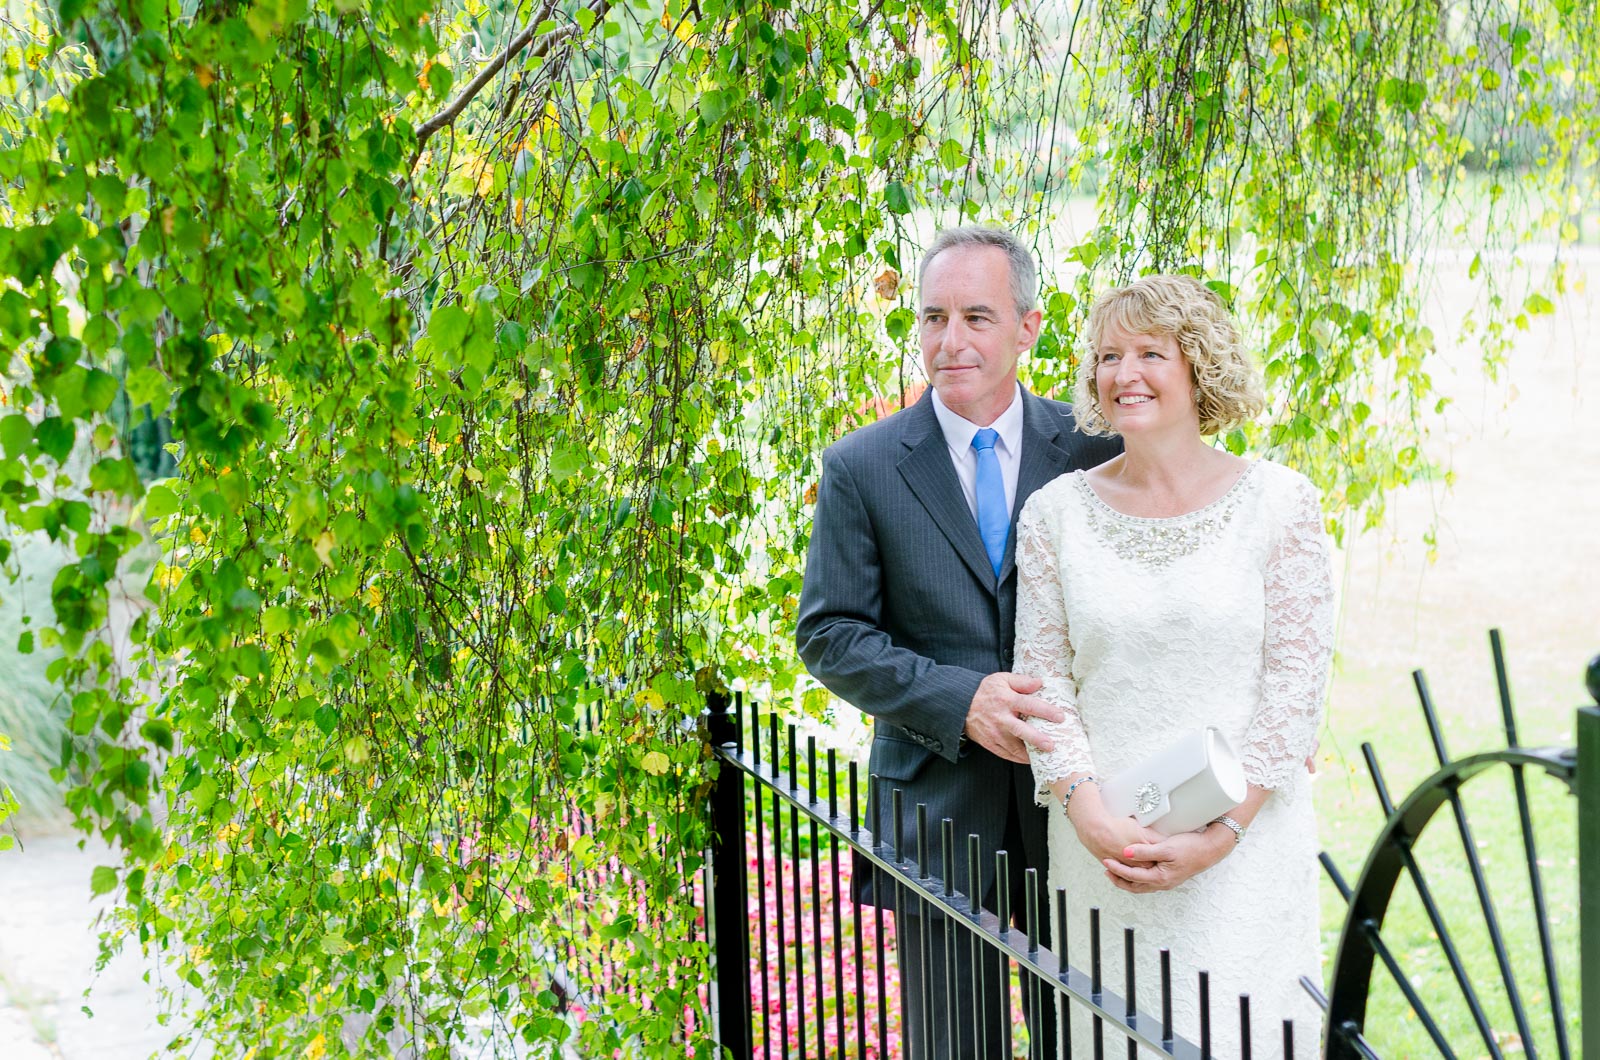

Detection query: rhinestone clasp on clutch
(1134, 781), (1162, 816)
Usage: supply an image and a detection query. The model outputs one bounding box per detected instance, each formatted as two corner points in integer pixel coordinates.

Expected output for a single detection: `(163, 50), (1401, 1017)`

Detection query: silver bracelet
(1061, 776), (1097, 819)
(1212, 814), (1247, 844)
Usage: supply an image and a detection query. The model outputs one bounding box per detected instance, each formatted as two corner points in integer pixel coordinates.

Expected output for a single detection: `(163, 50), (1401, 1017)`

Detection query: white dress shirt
(930, 383), (1024, 522)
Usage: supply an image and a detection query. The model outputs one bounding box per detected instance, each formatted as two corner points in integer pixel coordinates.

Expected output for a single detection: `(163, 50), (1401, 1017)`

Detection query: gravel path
(0, 832), (203, 1059)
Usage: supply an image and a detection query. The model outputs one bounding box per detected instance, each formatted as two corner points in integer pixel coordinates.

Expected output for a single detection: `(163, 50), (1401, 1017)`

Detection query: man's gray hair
(919, 226), (1039, 317)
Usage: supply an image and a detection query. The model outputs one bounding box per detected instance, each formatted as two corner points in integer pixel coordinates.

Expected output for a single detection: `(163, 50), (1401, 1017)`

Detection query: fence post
(1580, 655), (1600, 1060)
(707, 690), (753, 1060)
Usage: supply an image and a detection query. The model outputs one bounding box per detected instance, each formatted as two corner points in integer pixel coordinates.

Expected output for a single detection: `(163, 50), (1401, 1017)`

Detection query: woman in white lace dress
(1018, 275), (1335, 1058)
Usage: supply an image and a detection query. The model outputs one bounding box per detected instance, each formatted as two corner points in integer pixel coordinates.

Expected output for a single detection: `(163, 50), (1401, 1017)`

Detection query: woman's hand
(1101, 825), (1234, 893)
(1063, 784), (1162, 866)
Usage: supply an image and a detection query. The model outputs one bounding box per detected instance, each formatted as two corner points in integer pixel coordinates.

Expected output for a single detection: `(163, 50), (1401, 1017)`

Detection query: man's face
(918, 245), (1041, 426)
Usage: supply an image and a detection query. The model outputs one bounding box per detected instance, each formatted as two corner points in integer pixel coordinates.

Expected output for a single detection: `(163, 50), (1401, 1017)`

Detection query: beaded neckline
(1073, 462), (1259, 569)
(1073, 461), (1260, 523)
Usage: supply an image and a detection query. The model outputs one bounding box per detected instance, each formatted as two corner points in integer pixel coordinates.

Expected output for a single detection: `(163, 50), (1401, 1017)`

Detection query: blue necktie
(971, 428), (1008, 576)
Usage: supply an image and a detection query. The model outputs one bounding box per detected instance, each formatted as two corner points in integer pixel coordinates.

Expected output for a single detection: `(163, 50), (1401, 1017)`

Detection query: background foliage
(0, 0), (1593, 1054)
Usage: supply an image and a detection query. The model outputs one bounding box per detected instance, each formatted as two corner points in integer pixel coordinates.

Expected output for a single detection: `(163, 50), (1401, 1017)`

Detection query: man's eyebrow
(957, 303), (1000, 316)
(920, 302), (1000, 316)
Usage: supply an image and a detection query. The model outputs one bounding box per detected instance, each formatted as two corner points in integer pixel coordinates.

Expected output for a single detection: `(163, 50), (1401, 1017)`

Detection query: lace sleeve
(1016, 499), (1094, 802)
(1243, 472), (1335, 790)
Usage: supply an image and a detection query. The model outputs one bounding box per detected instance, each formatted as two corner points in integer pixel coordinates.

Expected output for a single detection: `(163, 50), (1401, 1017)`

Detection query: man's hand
(962, 672), (1066, 764)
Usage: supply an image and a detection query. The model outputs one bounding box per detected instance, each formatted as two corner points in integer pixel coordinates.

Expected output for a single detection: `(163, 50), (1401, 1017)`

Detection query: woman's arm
(1015, 501), (1093, 785)
(1241, 471), (1336, 790)
(1016, 502), (1159, 865)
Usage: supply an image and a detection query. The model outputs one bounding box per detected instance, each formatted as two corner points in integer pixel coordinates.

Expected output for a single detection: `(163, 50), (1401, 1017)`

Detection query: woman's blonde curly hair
(1074, 274), (1267, 438)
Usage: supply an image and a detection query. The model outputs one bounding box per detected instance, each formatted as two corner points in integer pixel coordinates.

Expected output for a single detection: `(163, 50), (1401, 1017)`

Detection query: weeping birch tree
(0, 0), (1594, 1053)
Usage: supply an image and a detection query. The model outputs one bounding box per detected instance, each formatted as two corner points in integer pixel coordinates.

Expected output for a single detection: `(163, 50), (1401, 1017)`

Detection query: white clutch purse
(1098, 727), (1248, 837)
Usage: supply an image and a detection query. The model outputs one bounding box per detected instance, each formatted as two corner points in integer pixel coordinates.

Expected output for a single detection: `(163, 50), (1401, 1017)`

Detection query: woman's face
(1094, 321), (1199, 436)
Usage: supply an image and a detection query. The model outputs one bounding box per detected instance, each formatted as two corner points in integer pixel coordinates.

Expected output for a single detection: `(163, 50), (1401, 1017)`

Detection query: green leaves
(699, 89), (736, 128)
(90, 865), (119, 897)
(139, 720), (174, 752)
(1378, 77), (1428, 112)
(0, 415), (31, 458)
(32, 418), (74, 463)
(143, 484), (180, 520)
(1, 0), (1587, 1055)
(428, 304), (471, 349)
(884, 181), (912, 214)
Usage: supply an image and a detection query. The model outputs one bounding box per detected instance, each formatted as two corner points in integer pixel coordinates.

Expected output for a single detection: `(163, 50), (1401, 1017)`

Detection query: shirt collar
(931, 383), (1025, 455)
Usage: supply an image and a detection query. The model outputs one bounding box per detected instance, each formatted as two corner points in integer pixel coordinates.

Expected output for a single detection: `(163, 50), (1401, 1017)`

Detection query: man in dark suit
(796, 227), (1121, 1058)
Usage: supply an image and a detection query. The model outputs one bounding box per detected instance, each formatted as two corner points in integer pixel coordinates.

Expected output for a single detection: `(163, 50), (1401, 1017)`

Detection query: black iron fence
(705, 693), (1298, 1058)
(703, 641), (1600, 1059)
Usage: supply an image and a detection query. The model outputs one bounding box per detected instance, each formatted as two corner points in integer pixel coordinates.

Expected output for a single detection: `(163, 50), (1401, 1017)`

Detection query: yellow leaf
(189, 525), (207, 545)
(313, 531), (335, 566)
(462, 465), (483, 483)
(364, 585), (384, 608)
(641, 750), (670, 775)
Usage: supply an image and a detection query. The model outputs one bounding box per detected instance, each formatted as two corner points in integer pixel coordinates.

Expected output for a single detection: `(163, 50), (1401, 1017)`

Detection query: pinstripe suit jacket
(796, 386), (1121, 907)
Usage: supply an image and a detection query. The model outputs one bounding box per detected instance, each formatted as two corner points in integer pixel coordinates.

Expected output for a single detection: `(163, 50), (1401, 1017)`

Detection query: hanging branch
(408, 0), (613, 170)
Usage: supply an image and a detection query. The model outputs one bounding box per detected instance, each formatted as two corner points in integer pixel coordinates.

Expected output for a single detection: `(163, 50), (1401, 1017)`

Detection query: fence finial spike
(1586, 651), (1600, 705)
(1361, 742), (1396, 818)
(1490, 628), (1519, 749)
(1318, 851), (1353, 902)
(1412, 669), (1450, 767)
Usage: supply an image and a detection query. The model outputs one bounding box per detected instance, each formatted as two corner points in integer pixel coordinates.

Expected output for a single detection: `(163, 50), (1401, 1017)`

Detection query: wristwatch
(1212, 814), (1247, 844)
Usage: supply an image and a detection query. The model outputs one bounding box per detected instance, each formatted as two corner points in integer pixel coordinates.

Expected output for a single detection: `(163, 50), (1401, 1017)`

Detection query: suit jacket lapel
(896, 394), (999, 592)
(999, 388), (1077, 582)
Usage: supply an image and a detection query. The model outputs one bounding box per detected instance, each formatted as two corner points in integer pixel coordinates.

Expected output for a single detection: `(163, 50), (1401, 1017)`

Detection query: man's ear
(1018, 308), (1043, 350)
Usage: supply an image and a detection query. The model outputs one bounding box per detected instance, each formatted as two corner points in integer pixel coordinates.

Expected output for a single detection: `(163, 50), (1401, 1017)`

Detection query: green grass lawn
(1304, 249), (1598, 1057)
